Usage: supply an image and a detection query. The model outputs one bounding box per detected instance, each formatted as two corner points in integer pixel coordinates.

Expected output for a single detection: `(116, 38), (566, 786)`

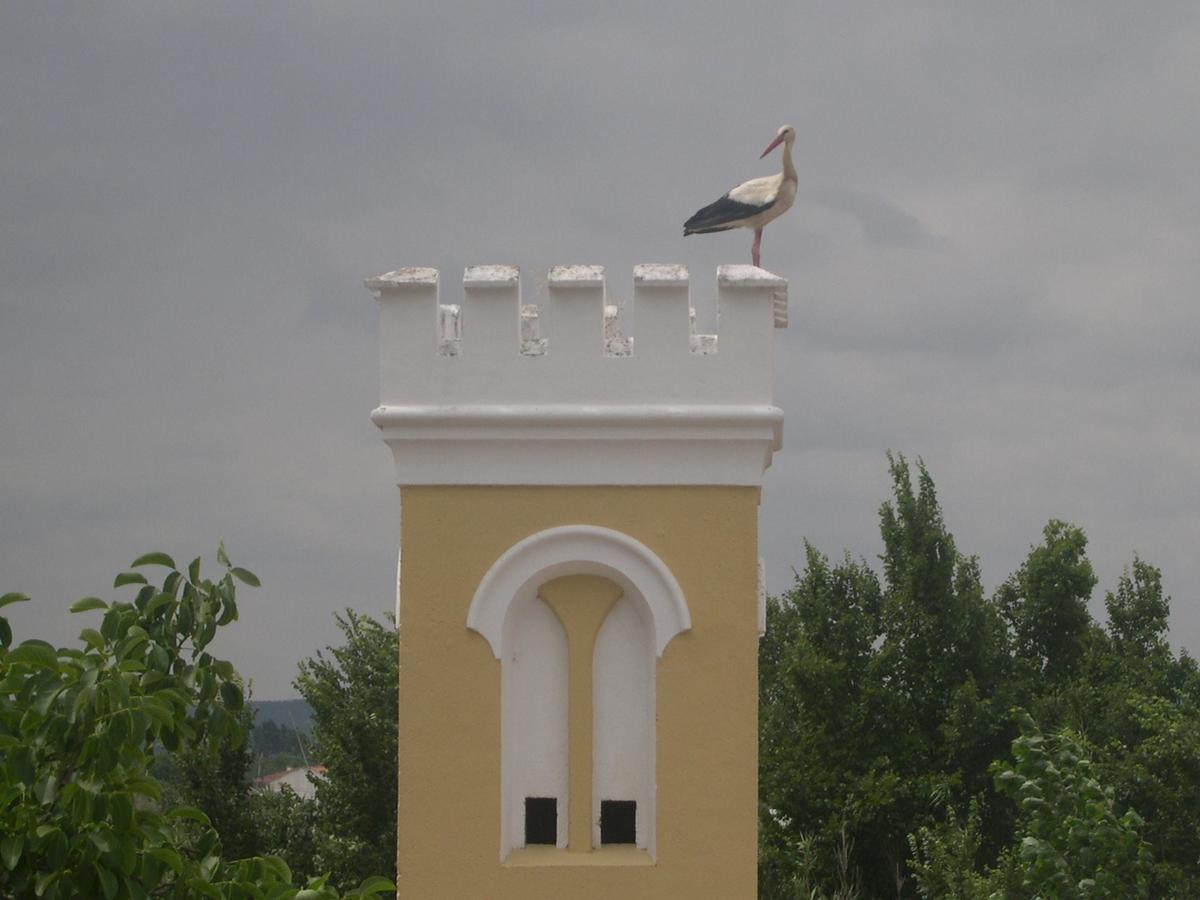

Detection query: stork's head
(760, 124), (796, 159)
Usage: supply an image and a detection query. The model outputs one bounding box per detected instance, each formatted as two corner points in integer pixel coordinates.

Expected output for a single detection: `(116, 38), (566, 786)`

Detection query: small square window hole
(524, 796), (557, 845)
(600, 799), (637, 845)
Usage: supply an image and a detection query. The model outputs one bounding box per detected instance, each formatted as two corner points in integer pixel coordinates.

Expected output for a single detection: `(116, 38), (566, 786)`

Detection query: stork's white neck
(780, 138), (797, 184)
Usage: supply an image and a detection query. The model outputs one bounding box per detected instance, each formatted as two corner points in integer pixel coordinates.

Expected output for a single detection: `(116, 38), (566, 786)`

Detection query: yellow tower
(365, 263), (787, 898)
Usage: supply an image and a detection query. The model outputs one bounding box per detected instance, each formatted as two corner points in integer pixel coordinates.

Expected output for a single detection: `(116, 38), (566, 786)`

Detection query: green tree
(295, 610), (398, 891)
(246, 786), (322, 886)
(1085, 563), (1200, 895)
(760, 456), (1012, 897)
(996, 521), (1097, 683)
(758, 544), (884, 896)
(159, 701), (261, 862)
(1021, 560), (1200, 895)
(0, 550), (394, 900)
(995, 717), (1150, 899)
(1105, 558), (1173, 675)
(872, 455), (1012, 817)
(906, 796), (999, 899)
(760, 456), (1200, 897)
(910, 713), (1153, 899)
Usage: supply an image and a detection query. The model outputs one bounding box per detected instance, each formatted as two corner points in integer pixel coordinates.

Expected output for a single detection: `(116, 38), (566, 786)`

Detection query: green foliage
(1105, 558), (1173, 670)
(908, 709), (1156, 900)
(153, 612), (397, 893)
(1025, 560), (1200, 895)
(991, 712), (1153, 898)
(0, 549), (395, 900)
(908, 797), (998, 899)
(760, 456), (1013, 897)
(996, 520), (1097, 682)
(159, 702), (262, 862)
(1110, 690), (1200, 894)
(246, 786), (323, 885)
(761, 456), (1200, 898)
(157, 697), (323, 886)
(758, 543), (888, 894)
(294, 611), (399, 891)
(760, 825), (865, 900)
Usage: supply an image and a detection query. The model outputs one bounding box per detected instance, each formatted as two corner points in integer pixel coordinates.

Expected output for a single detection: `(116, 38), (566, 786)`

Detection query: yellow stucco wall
(396, 486), (761, 899)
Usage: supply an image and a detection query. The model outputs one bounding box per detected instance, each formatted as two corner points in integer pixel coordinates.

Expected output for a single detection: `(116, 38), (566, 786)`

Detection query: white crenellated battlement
(365, 264), (786, 406)
(365, 264), (788, 486)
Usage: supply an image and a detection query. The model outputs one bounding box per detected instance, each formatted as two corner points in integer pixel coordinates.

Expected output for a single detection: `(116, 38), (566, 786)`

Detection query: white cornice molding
(373, 403), (783, 486)
(371, 403), (782, 436)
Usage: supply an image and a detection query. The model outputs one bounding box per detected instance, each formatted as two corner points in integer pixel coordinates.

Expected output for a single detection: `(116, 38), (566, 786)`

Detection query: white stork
(683, 124), (797, 268)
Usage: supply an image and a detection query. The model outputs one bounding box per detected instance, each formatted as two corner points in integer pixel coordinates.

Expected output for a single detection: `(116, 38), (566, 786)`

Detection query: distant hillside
(251, 699), (313, 734)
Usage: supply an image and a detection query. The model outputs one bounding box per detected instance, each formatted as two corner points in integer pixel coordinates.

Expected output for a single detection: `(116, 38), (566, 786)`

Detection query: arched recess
(503, 588), (569, 851)
(469, 525), (689, 861)
(593, 593), (654, 850)
(467, 524), (690, 661)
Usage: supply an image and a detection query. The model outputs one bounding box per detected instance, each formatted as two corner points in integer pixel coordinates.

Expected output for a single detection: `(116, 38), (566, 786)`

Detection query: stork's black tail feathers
(683, 193), (772, 236)
(683, 221), (736, 235)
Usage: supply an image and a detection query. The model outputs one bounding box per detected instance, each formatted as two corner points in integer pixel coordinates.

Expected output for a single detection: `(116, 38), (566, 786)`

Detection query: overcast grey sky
(3, 3), (1197, 698)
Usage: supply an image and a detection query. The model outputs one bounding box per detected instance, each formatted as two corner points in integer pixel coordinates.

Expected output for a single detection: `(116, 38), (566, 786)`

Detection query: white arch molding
(467, 524), (691, 660)
(472, 525), (688, 861)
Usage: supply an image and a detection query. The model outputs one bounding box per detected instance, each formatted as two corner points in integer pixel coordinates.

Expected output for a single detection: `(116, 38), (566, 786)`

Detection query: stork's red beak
(760, 133), (785, 159)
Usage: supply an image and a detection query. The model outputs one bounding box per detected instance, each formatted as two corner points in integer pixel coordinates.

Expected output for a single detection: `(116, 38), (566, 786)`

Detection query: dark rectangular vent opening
(524, 796), (557, 845)
(600, 799), (637, 845)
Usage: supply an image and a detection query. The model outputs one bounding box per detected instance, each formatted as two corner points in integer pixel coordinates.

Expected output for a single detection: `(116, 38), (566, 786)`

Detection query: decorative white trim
(464, 265), (520, 287)
(593, 595), (655, 852)
(634, 263), (689, 286)
(549, 264), (605, 287)
(717, 264), (787, 288)
(488, 526), (675, 860)
(366, 266), (438, 290)
(717, 264), (789, 329)
(373, 403), (782, 487)
(503, 590), (569, 852)
(372, 403), (782, 430)
(520, 305), (547, 357)
(468, 525), (690, 660)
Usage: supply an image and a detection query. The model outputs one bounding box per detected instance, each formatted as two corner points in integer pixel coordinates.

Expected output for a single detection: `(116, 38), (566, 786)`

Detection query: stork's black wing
(683, 193), (775, 235)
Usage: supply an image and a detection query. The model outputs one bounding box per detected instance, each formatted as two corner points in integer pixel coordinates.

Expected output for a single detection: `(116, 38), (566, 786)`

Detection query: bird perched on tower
(683, 124), (797, 269)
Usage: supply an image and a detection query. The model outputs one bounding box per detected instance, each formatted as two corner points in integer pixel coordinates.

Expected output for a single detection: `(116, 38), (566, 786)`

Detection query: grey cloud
(811, 188), (940, 248)
(3, 2), (1198, 695)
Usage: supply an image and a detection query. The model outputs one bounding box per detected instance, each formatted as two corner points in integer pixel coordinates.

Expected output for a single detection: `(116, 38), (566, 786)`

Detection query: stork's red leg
(752, 228), (763, 268)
